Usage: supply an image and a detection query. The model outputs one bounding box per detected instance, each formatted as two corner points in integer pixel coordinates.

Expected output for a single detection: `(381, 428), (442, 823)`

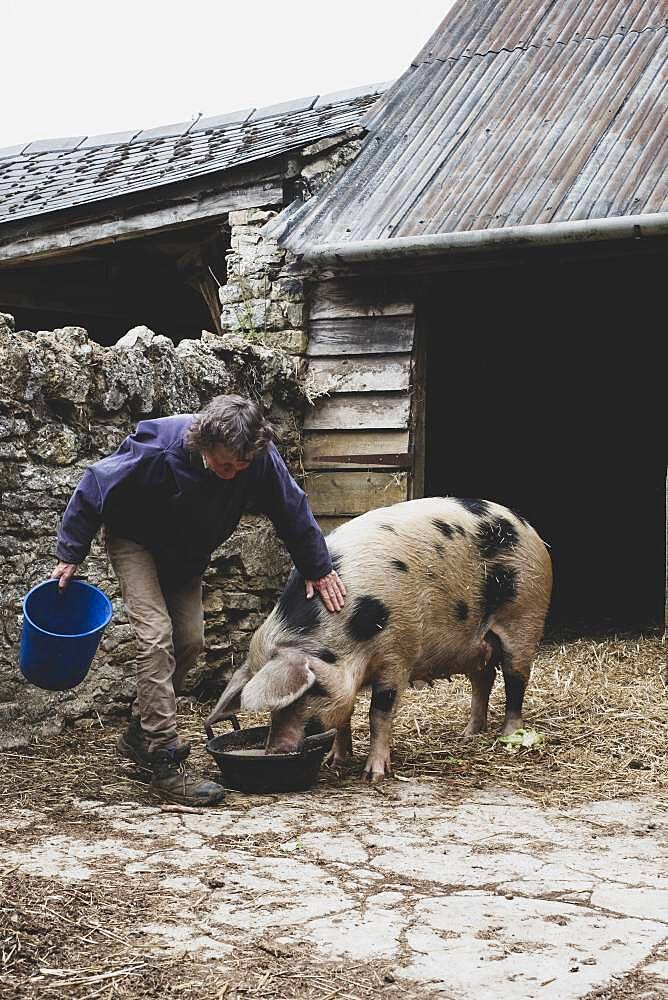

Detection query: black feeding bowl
(205, 716), (336, 793)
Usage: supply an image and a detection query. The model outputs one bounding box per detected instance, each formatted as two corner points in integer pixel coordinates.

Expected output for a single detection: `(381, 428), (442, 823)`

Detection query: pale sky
(3, 0), (454, 148)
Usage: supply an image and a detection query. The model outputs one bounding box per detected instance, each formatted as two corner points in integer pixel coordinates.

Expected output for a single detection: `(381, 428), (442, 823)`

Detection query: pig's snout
(266, 707), (306, 755)
(265, 737), (304, 755)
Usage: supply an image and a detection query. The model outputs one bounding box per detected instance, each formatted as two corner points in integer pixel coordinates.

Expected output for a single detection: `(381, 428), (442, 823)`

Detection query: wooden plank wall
(303, 281), (417, 535)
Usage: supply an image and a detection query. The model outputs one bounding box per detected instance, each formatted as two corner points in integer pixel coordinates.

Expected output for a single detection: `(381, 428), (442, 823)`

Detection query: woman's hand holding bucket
(52, 562), (78, 591)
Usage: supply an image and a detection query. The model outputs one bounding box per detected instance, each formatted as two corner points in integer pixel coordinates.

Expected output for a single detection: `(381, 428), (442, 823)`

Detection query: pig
(207, 497), (552, 781)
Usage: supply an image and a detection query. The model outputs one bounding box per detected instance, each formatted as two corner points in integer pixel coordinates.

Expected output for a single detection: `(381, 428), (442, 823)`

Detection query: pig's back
(324, 497), (550, 666)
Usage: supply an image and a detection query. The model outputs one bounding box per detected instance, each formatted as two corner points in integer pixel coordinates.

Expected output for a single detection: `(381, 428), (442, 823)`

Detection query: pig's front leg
(325, 718), (353, 766)
(363, 682), (403, 782)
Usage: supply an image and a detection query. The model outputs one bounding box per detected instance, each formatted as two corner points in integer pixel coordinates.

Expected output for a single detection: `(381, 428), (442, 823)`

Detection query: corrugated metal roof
(413, 0), (666, 62)
(272, 0), (668, 251)
(0, 84), (389, 225)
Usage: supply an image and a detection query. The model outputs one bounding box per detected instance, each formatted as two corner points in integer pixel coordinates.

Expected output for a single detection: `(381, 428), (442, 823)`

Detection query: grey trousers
(106, 533), (204, 751)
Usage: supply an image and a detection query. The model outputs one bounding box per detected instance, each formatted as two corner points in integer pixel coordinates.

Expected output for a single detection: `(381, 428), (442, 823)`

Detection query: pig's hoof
(462, 721), (486, 739)
(361, 757), (390, 782)
(501, 717), (524, 737)
(324, 749), (349, 767)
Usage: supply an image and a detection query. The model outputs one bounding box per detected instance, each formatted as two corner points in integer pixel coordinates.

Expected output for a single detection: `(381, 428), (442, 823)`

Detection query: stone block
(29, 425), (79, 466)
(231, 227), (263, 249)
(270, 277), (304, 303)
(0, 442), (27, 460)
(228, 208), (277, 227)
(115, 326), (157, 350)
(260, 329), (308, 355)
(236, 612), (266, 631)
(0, 418), (30, 439)
(219, 278), (271, 305)
(203, 589), (226, 613)
(224, 591), (263, 611)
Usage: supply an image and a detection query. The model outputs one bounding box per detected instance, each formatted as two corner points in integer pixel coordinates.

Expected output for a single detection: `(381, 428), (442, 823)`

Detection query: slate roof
(271, 0), (668, 251)
(0, 84), (389, 225)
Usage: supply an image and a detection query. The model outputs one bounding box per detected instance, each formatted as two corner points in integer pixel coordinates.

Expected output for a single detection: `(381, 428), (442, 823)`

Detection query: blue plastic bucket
(19, 579), (113, 691)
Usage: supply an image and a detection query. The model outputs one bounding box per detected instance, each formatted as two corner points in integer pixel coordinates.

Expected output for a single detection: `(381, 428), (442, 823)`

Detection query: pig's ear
(206, 663), (252, 725)
(240, 656), (316, 713)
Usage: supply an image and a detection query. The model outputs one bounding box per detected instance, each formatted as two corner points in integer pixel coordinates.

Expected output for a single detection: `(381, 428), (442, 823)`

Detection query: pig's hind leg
(462, 630), (502, 737)
(491, 625), (543, 735)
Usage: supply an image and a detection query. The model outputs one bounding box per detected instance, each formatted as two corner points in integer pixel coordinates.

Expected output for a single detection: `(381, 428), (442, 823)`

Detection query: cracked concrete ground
(2, 770), (667, 998)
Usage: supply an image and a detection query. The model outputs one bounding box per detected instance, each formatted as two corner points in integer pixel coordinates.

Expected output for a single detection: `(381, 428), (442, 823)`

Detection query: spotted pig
(207, 497), (552, 781)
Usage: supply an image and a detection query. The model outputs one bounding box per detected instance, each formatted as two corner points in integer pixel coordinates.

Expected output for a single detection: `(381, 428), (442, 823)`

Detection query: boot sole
(149, 784), (226, 807)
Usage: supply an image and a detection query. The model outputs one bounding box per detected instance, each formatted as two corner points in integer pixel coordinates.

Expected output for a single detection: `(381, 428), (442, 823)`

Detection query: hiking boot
(149, 746), (225, 807)
(117, 718), (193, 773)
(116, 716), (155, 770)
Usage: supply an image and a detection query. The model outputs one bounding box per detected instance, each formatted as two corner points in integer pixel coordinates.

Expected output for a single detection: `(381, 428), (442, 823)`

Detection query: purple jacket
(56, 415), (332, 584)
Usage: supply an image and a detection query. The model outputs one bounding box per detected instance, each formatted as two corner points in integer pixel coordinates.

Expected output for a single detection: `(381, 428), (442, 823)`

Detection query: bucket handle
(205, 714), (241, 742)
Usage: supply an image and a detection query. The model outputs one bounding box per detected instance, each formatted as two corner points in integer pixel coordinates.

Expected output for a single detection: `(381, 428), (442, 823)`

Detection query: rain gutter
(301, 213), (668, 269)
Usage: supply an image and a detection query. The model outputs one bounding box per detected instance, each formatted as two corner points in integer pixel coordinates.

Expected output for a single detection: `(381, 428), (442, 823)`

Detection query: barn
(269, 0), (668, 636)
(0, 84), (386, 343)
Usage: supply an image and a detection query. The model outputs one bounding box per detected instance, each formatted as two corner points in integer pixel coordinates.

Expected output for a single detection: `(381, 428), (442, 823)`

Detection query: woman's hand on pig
(305, 571), (346, 612)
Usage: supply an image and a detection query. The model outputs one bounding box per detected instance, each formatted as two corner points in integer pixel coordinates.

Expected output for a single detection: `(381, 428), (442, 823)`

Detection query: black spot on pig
(276, 569), (321, 634)
(476, 517), (519, 559)
(457, 498), (491, 518)
(370, 685), (397, 713)
(432, 518), (454, 539)
(379, 523), (398, 534)
(434, 542), (445, 556)
(316, 648), (338, 664)
(348, 596), (390, 642)
(482, 564), (518, 619)
(484, 629), (504, 670)
(503, 670), (526, 714)
(391, 559), (408, 573)
(456, 525), (466, 536)
(455, 601), (469, 621)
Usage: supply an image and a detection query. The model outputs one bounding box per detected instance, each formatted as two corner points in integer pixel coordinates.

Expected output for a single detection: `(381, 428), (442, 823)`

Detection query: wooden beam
(310, 281), (415, 320)
(185, 271), (223, 335)
(308, 316), (415, 356)
(305, 470), (408, 515)
(304, 393), (410, 431)
(0, 177), (283, 267)
(306, 354), (411, 393)
(304, 430), (410, 469)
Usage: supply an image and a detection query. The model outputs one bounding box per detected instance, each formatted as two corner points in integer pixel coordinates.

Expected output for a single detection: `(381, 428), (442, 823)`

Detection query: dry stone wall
(0, 314), (306, 747)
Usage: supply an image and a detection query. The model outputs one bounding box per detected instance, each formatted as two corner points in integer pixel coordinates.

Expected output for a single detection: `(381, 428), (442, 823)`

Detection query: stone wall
(0, 314), (307, 747)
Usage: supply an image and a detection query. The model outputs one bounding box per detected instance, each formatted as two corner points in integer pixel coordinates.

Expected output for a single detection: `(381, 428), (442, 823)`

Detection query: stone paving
(2, 779), (667, 998)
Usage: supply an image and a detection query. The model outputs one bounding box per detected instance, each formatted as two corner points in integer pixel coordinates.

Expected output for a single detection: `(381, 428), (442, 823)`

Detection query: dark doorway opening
(422, 248), (666, 637)
(0, 223), (227, 346)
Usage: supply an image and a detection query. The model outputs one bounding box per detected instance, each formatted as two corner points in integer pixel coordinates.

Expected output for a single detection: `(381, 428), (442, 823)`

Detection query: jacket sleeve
(255, 444), (332, 580)
(56, 468), (104, 564)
